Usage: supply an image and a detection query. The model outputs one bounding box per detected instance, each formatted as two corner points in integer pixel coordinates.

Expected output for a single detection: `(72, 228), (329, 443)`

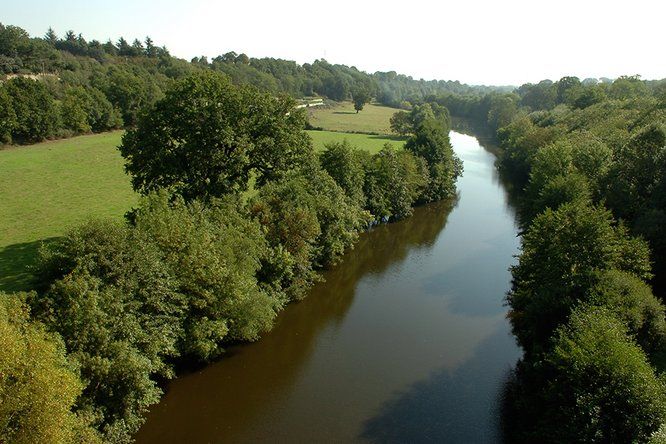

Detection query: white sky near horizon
(3, 0), (664, 86)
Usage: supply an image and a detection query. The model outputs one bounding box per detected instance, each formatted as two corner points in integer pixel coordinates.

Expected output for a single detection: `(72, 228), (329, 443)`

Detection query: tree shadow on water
(360, 325), (521, 444)
(0, 238), (58, 293)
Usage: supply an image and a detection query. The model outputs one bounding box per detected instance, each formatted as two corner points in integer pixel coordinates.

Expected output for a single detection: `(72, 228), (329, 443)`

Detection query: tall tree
(119, 71), (313, 201)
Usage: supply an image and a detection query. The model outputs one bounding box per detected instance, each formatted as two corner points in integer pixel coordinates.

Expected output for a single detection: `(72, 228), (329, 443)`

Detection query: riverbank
(135, 131), (522, 443)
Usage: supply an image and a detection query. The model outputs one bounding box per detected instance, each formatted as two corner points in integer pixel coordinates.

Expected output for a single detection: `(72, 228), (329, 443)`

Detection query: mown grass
(307, 101), (401, 134)
(0, 131), (136, 291)
(0, 129), (406, 292)
(308, 130), (406, 153)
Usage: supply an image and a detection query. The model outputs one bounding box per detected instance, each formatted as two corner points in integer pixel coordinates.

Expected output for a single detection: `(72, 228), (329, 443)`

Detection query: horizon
(4, 0), (664, 86)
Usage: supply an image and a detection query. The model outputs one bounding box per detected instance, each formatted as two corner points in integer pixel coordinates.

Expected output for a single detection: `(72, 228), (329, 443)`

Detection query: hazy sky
(4, 0), (664, 85)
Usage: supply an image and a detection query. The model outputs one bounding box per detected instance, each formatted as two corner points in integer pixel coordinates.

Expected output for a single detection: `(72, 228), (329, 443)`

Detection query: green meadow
(0, 107), (405, 292)
(307, 101), (400, 134)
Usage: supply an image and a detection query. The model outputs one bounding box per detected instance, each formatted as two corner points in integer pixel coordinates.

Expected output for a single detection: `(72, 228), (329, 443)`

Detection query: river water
(136, 131), (522, 443)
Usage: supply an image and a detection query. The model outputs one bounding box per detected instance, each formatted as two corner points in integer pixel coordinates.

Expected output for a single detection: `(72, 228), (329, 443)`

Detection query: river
(136, 130), (522, 443)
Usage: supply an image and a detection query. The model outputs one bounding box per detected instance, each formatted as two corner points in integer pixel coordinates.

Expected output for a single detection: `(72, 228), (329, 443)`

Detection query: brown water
(136, 131), (522, 443)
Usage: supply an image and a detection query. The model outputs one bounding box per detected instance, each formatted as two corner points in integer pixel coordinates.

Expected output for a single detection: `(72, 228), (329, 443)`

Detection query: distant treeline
(0, 22), (505, 145)
(0, 71), (461, 443)
(436, 76), (666, 441)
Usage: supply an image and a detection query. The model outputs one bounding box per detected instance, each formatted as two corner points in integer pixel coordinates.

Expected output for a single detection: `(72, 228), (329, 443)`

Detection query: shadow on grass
(332, 111), (357, 115)
(0, 238), (59, 293)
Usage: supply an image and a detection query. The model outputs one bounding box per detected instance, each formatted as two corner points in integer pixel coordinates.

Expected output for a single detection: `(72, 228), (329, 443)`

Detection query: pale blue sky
(3, 0), (664, 85)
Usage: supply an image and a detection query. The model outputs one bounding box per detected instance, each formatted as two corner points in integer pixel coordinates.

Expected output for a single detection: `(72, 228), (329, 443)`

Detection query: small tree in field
(352, 87), (371, 113)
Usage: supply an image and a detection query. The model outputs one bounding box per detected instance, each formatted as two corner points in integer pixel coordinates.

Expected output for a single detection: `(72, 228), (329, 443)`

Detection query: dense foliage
(119, 71), (311, 200)
(0, 292), (101, 443)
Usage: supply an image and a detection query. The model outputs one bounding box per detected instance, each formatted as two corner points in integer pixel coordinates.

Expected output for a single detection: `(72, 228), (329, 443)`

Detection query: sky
(3, 0), (664, 86)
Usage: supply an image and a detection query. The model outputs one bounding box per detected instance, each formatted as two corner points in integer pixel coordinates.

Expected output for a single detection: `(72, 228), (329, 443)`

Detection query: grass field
(309, 130), (405, 153)
(0, 129), (405, 292)
(0, 131), (135, 292)
(308, 102), (400, 134)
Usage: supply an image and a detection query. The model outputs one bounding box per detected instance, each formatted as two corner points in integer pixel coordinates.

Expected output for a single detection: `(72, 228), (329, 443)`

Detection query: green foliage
(405, 111), (462, 203)
(320, 140), (367, 205)
(542, 307), (666, 443)
(390, 110), (412, 136)
(251, 166), (370, 300)
(3, 77), (59, 142)
(133, 193), (280, 358)
(586, 270), (666, 356)
(531, 172), (592, 218)
(364, 144), (429, 219)
(0, 292), (101, 444)
(0, 86), (16, 143)
(33, 218), (183, 442)
(508, 201), (652, 354)
(120, 71), (313, 201)
(351, 86), (372, 112)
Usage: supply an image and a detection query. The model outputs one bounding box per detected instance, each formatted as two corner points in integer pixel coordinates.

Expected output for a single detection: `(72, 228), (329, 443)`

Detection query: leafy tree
(0, 86), (16, 143)
(351, 86), (371, 113)
(0, 292), (101, 444)
(4, 77), (59, 142)
(364, 144), (429, 219)
(586, 269), (666, 356)
(133, 193), (280, 359)
(120, 71), (312, 201)
(33, 218), (185, 442)
(390, 110), (412, 135)
(531, 172), (592, 218)
(319, 140), (367, 205)
(508, 201), (652, 355)
(405, 114), (462, 202)
(541, 307), (666, 443)
(251, 165), (370, 299)
(555, 76), (581, 104)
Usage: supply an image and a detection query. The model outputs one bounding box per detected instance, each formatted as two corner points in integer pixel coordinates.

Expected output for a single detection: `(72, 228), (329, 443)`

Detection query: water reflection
(360, 323), (521, 444)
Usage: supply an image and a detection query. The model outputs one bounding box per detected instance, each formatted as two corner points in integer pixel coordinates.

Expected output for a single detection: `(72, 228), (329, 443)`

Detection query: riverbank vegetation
(436, 76), (666, 442)
(0, 70), (461, 443)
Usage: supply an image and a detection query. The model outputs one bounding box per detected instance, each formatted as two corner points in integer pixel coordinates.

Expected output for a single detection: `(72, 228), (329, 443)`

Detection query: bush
(0, 292), (101, 444)
(542, 307), (666, 442)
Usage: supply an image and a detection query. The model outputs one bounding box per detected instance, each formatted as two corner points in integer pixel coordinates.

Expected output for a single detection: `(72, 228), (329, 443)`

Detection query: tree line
(0, 22), (505, 146)
(0, 71), (461, 443)
(438, 75), (666, 441)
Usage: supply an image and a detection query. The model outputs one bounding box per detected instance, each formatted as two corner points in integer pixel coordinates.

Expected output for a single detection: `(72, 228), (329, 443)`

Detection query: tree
(0, 86), (16, 143)
(541, 307), (666, 443)
(119, 71), (313, 201)
(3, 77), (59, 143)
(319, 140), (367, 205)
(390, 110), (412, 135)
(44, 27), (57, 45)
(363, 144), (429, 219)
(0, 292), (101, 444)
(144, 36), (157, 57)
(351, 86), (371, 113)
(405, 114), (462, 202)
(507, 201), (652, 355)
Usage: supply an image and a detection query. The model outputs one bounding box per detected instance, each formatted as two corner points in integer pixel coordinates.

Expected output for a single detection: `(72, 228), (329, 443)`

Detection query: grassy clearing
(0, 131), (135, 291)
(308, 130), (405, 153)
(0, 129), (405, 292)
(307, 101), (401, 134)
